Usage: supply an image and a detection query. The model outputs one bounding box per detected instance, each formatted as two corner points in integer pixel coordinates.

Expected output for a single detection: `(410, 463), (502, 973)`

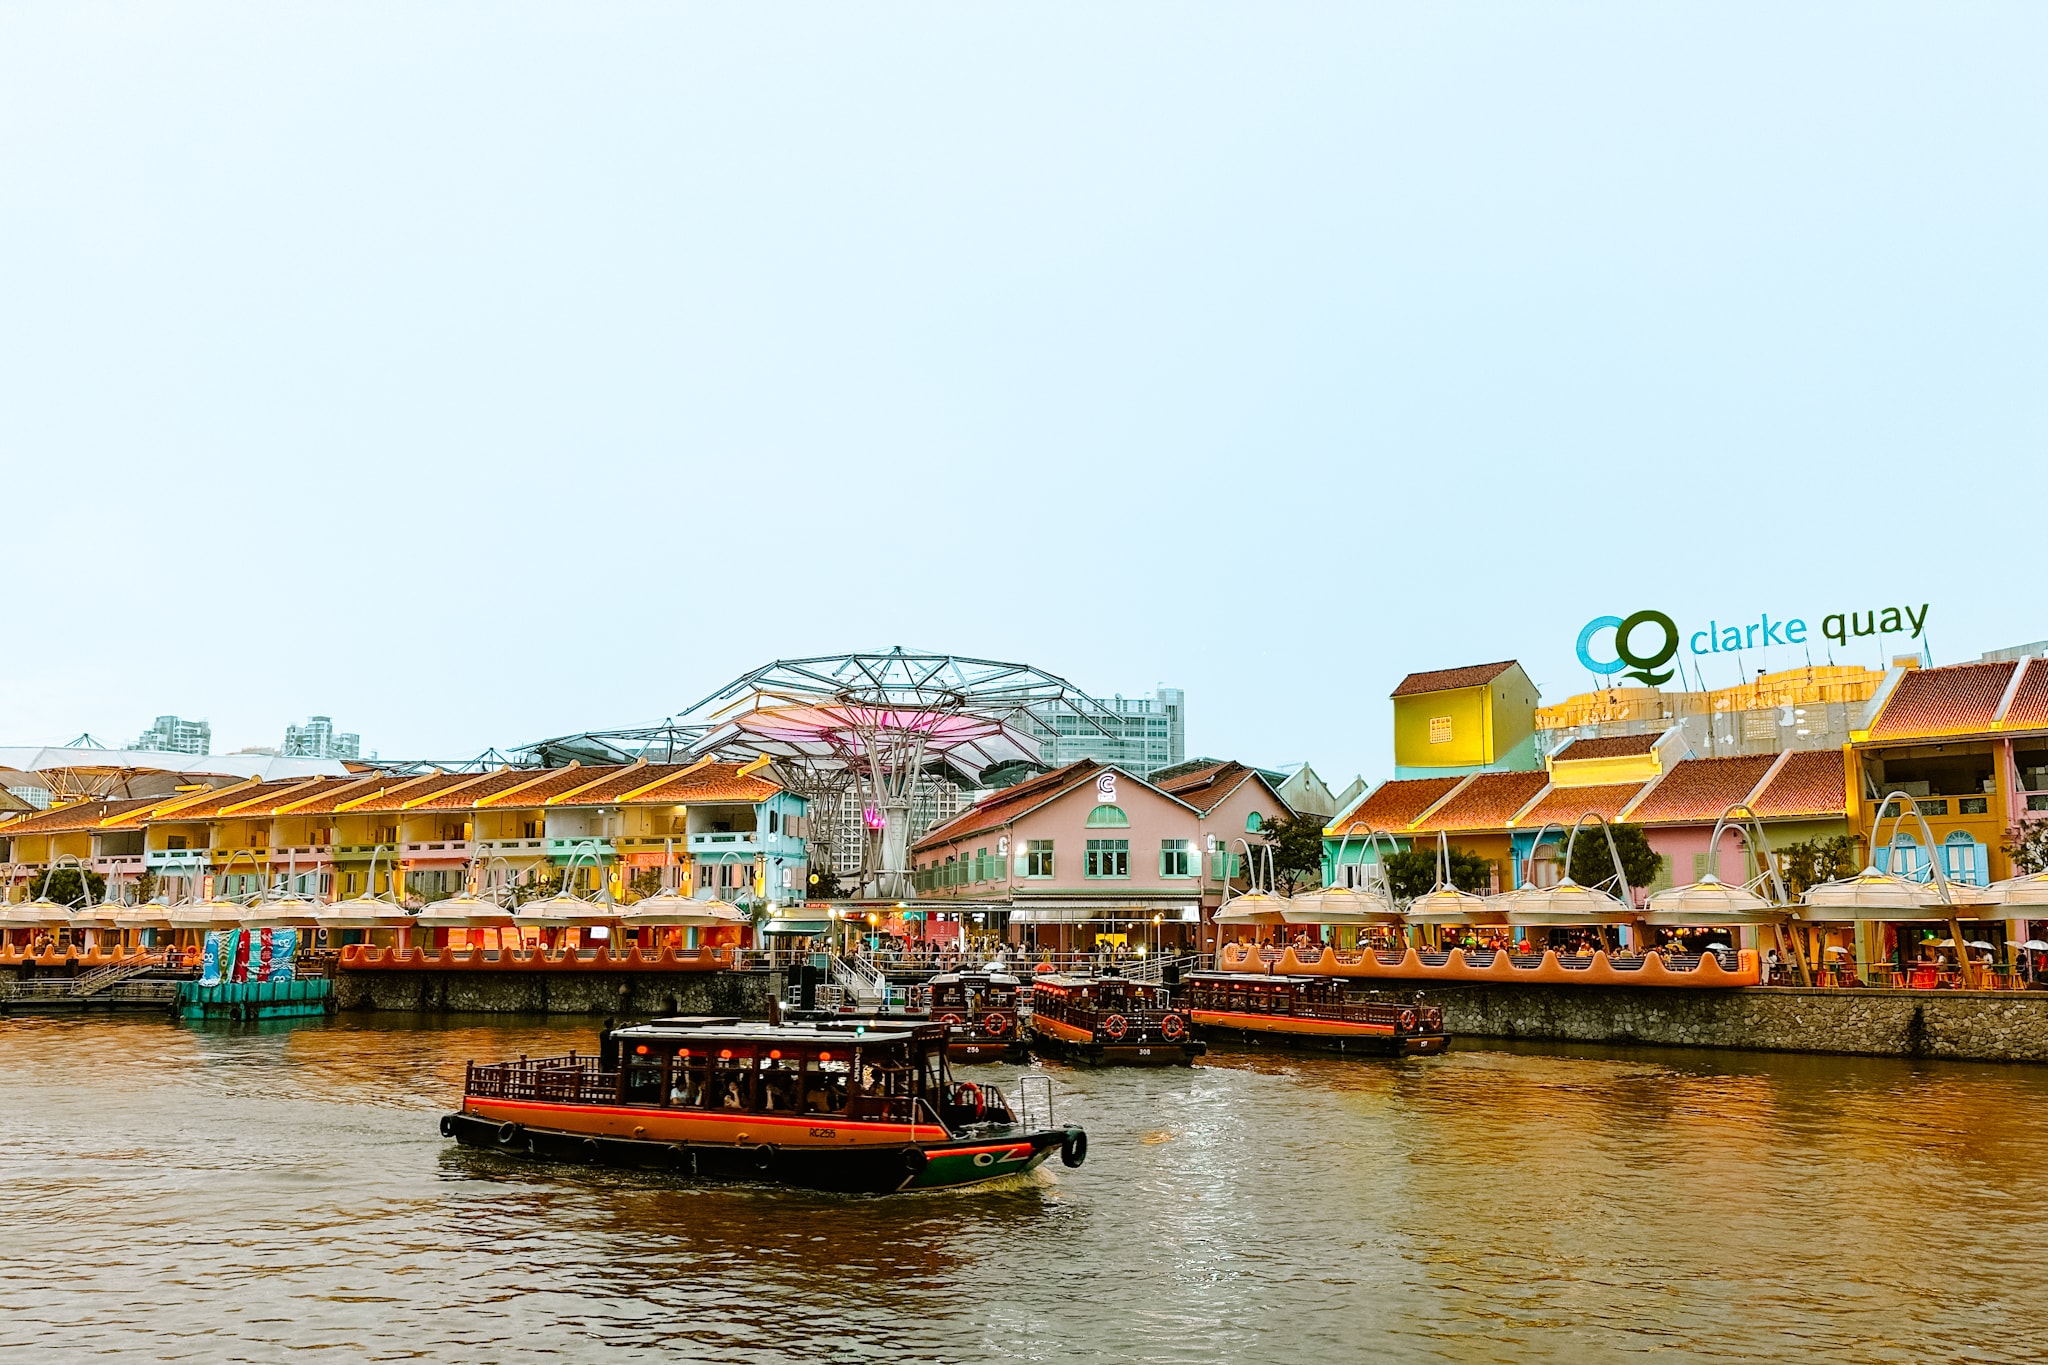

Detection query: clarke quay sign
(1576, 603), (1932, 687)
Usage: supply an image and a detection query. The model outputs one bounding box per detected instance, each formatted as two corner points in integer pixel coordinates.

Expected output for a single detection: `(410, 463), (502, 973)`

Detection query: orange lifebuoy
(1399, 1008), (1418, 1031)
(980, 1011), (1012, 1037)
(937, 1012), (965, 1028)
(1102, 1013), (1129, 1041)
(1160, 1013), (1187, 1042)
(954, 1081), (985, 1119)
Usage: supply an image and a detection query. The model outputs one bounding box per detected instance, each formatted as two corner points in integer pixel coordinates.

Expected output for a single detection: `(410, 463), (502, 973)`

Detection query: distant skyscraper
(1028, 687), (1185, 776)
(133, 715), (212, 756)
(283, 715), (361, 761)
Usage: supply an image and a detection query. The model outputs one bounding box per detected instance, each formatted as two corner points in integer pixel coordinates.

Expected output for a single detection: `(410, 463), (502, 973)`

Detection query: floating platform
(1218, 942), (1762, 988)
(176, 979), (335, 1021)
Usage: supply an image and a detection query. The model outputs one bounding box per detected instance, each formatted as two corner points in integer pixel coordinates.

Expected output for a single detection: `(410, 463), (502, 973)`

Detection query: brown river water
(4, 1013), (2047, 1364)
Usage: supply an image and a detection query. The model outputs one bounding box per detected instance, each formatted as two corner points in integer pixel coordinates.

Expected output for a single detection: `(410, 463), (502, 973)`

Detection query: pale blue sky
(2, 4), (2043, 782)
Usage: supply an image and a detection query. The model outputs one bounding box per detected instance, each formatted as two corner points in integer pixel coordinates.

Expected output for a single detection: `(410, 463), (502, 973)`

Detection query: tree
(1380, 845), (1494, 902)
(807, 865), (844, 900)
(1781, 835), (1861, 896)
(30, 867), (105, 905)
(2004, 822), (2048, 876)
(629, 867), (666, 900)
(1565, 822), (1662, 893)
(1259, 811), (1330, 896)
(134, 870), (160, 905)
(510, 869), (564, 906)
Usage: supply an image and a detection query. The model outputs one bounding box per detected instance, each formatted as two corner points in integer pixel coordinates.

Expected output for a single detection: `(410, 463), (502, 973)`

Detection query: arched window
(1885, 836), (1928, 880)
(1085, 804), (1128, 828)
(1944, 831), (1985, 886)
(1245, 811), (1264, 833)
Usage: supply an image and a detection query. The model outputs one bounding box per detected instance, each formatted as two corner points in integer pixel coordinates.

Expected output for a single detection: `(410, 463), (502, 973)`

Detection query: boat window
(803, 1055), (851, 1114)
(760, 1053), (802, 1112)
(623, 1044), (666, 1105)
(671, 1053), (715, 1108)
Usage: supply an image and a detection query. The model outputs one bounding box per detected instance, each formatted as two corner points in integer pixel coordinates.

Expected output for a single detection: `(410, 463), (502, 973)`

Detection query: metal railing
(465, 1054), (618, 1104)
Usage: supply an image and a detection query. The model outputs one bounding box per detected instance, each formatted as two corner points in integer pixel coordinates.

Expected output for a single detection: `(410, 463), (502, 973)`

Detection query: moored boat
(1182, 972), (1449, 1056)
(441, 1015), (1086, 1193)
(926, 968), (1029, 1062)
(1028, 974), (1203, 1066)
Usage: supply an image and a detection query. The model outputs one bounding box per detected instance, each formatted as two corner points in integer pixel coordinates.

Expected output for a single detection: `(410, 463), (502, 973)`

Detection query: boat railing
(1013, 1073), (1055, 1131)
(465, 1054), (618, 1105)
(1121, 952), (1204, 984)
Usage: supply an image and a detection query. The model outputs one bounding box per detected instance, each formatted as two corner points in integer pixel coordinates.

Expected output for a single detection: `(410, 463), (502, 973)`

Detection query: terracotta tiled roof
(338, 773), (490, 814)
(1151, 760), (1265, 815)
(400, 770), (542, 811)
(914, 761), (1104, 849)
(1867, 661), (2016, 741)
(1627, 755), (1779, 824)
(2003, 658), (2048, 733)
(1391, 661), (1518, 698)
(1749, 749), (1848, 819)
(1330, 776), (1464, 835)
(0, 797), (161, 836)
(601, 764), (783, 806)
(1553, 733), (1662, 761)
(270, 775), (394, 815)
(474, 766), (618, 808)
(1514, 782), (1646, 828)
(1408, 771), (1549, 834)
(148, 779), (320, 821)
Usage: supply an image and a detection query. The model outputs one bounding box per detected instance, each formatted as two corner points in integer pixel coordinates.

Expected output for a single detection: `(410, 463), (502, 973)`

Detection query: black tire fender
(495, 1121), (521, 1146)
(583, 1137), (602, 1162)
(901, 1145), (928, 1174)
(1061, 1129), (1088, 1169)
(753, 1144), (778, 1172)
(439, 1114), (458, 1138)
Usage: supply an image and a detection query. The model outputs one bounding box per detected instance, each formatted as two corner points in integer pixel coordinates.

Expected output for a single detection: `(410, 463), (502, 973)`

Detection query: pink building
(911, 759), (1292, 955)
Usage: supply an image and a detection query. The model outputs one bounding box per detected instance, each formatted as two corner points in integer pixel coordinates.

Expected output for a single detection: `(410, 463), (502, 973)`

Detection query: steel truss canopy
(678, 648), (1115, 785)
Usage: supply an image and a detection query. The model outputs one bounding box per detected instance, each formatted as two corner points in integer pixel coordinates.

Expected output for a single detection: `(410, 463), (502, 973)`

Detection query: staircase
(829, 954), (888, 1007)
(70, 952), (171, 997)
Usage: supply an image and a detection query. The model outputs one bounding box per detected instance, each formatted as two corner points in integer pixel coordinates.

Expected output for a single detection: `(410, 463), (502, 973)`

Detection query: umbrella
(1405, 885), (1504, 926)
(1797, 868), (1986, 921)
(1213, 890), (1291, 925)
(1643, 874), (1787, 926)
(1966, 940), (1996, 951)
(1495, 878), (1637, 927)
(241, 895), (324, 929)
(167, 897), (254, 931)
(408, 893), (513, 930)
(513, 891), (620, 929)
(1824, 945), (1851, 955)
(2021, 939), (2048, 952)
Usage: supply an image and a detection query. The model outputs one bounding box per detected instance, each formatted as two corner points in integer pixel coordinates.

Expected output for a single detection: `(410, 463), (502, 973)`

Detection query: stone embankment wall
(1399, 984), (2048, 1063)
(335, 968), (778, 1018)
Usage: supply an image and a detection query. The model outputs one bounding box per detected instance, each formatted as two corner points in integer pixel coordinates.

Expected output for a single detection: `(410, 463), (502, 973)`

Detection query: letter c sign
(1576, 611), (1679, 687)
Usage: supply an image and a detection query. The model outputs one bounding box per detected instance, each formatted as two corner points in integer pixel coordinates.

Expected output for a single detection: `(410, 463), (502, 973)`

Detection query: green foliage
(629, 867), (666, 900)
(2004, 823), (2048, 876)
(134, 871), (160, 904)
(1380, 846), (1494, 901)
(807, 865), (843, 899)
(1259, 811), (1330, 895)
(510, 870), (564, 906)
(29, 867), (106, 905)
(1564, 822), (1662, 893)
(1781, 835), (1861, 895)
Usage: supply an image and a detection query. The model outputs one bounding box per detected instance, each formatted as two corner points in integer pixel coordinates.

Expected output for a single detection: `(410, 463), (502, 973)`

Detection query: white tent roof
(0, 747), (351, 784)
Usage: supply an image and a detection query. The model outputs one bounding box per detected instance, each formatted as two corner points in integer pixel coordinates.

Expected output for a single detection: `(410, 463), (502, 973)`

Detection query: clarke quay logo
(1576, 604), (1931, 687)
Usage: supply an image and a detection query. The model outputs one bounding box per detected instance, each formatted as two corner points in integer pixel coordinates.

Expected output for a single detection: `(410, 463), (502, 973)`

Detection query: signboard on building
(1577, 603), (1932, 686)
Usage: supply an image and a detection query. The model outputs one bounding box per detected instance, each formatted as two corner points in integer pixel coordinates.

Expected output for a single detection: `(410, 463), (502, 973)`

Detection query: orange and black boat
(1028, 974), (1203, 1066)
(926, 969), (1028, 1062)
(441, 1016), (1087, 1193)
(1181, 972), (1449, 1056)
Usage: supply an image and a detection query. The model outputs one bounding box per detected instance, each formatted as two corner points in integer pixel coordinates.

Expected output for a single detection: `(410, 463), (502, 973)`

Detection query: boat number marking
(808, 1127), (837, 1138)
(1138, 1049), (1152, 1056)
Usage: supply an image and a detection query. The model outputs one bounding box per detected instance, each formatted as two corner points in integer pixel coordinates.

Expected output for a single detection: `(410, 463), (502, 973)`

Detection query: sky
(1, 4), (2044, 784)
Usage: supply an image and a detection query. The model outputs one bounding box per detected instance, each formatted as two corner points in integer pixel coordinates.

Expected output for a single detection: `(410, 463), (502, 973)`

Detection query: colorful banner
(255, 927), (298, 983)
(197, 928), (297, 986)
(199, 930), (233, 987)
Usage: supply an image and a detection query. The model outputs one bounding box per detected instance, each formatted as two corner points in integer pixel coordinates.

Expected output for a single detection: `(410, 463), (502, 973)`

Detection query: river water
(3, 1014), (2046, 1364)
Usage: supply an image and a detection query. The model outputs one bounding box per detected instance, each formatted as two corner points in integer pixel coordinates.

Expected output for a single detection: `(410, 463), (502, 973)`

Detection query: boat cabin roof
(613, 1016), (939, 1048)
(929, 971), (1020, 987)
(1185, 972), (1328, 987)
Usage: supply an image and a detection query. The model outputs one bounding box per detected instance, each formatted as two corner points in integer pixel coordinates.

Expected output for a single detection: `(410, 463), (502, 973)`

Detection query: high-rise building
(1028, 686), (1185, 776)
(283, 716), (361, 761)
(133, 715), (212, 756)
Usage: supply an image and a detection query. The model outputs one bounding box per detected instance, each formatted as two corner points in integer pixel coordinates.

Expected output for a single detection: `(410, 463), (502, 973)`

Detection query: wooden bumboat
(442, 1016), (1086, 1193)
(1183, 972), (1449, 1056)
(1028, 974), (1204, 1066)
(926, 969), (1029, 1062)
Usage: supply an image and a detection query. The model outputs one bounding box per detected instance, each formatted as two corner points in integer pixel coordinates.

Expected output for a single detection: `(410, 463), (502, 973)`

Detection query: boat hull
(442, 1109), (1077, 1193)
(1190, 1008), (1449, 1056)
(948, 1038), (1031, 1064)
(1028, 1016), (1203, 1066)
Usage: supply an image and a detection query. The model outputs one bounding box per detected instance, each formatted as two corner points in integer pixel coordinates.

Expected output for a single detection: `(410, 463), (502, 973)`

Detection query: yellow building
(1391, 661), (1540, 779)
